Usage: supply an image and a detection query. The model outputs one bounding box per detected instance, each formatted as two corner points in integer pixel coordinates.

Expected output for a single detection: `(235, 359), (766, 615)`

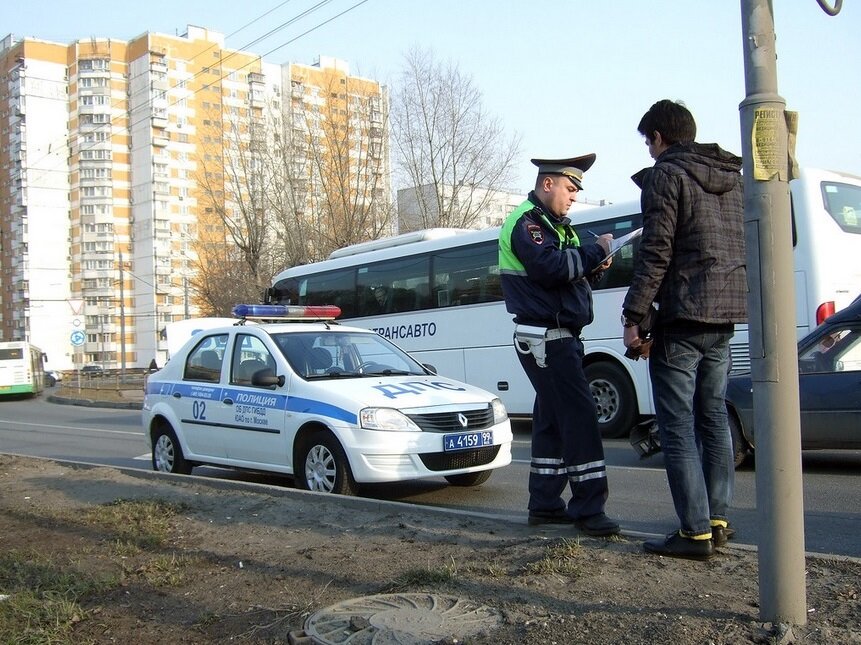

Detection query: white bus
(268, 202), (648, 438)
(729, 167), (861, 372)
(267, 167), (861, 438)
(0, 341), (47, 398)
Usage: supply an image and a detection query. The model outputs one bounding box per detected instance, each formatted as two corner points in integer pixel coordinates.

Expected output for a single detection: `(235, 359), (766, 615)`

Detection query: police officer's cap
(531, 153), (596, 190)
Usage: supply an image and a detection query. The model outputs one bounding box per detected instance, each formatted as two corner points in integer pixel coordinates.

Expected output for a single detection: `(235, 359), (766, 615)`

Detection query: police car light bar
(231, 304), (342, 320)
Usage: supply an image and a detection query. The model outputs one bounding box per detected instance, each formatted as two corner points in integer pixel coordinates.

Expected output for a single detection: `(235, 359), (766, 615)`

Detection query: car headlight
(360, 407), (421, 432)
(491, 398), (508, 424)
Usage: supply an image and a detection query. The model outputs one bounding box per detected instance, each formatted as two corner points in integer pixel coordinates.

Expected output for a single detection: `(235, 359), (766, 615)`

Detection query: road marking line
(0, 419), (140, 437)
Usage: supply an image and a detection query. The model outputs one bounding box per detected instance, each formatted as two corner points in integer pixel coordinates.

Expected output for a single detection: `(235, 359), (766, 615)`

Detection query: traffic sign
(70, 330), (85, 347)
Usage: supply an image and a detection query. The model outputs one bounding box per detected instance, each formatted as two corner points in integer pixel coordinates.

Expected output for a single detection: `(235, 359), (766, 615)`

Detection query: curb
(47, 394), (143, 411)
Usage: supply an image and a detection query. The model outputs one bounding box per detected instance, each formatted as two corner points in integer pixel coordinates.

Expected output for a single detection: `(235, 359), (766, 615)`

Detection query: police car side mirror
(422, 363), (437, 375)
(251, 369), (284, 388)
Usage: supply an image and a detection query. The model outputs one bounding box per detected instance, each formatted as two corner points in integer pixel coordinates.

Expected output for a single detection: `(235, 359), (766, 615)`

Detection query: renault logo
(457, 413), (468, 428)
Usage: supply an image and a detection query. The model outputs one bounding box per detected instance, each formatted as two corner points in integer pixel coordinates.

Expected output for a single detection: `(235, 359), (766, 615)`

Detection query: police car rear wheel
(444, 470), (493, 487)
(152, 424), (192, 475)
(296, 430), (357, 496)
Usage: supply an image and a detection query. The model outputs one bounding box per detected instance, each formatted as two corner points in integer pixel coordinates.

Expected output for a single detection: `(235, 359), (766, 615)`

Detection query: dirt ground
(1, 454), (859, 644)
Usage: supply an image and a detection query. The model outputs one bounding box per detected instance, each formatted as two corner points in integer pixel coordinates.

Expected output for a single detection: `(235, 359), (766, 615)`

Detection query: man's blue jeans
(649, 327), (735, 538)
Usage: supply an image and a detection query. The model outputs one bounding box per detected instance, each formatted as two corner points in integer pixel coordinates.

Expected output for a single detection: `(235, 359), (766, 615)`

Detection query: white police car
(142, 304), (512, 495)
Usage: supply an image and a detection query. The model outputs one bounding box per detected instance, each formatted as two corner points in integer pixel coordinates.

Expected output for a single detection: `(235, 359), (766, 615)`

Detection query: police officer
(498, 154), (620, 536)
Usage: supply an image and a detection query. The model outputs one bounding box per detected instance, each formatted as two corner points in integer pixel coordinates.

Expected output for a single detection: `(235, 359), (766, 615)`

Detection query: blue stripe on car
(286, 396), (357, 424)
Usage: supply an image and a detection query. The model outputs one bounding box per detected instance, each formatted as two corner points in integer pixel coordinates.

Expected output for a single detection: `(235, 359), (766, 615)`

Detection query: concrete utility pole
(738, 0), (807, 624)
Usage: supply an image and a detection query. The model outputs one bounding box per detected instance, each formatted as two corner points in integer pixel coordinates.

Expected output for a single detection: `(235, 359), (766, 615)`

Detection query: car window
(184, 334), (228, 383)
(230, 334), (276, 386)
(272, 331), (425, 379)
(799, 327), (861, 373)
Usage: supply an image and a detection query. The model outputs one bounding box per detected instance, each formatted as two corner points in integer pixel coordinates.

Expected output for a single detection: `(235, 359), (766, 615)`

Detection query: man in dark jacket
(623, 99), (747, 560)
(499, 154), (620, 536)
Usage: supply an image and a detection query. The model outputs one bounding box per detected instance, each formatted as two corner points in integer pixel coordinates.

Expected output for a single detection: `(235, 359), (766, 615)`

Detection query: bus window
(432, 241), (502, 307)
(821, 182), (861, 235)
(573, 214), (643, 291)
(300, 268), (356, 317)
(356, 256), (430, 316)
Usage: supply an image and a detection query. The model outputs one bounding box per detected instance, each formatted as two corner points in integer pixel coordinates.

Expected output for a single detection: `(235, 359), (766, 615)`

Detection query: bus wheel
(296, 430), (358, 496)
(586, 361), (636, 439)
(445, 470), (492, 487)
(151, 423), (192, 475)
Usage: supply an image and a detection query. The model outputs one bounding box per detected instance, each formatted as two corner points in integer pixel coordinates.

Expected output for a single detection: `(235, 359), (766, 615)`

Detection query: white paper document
(599, 227), (643, 264)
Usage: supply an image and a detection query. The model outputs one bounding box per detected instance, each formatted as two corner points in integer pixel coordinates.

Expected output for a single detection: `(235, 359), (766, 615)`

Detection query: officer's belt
(545, 328), (574, 341)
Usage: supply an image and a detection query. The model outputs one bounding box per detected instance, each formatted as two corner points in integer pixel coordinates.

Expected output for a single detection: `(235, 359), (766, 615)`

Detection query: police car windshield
(270, 331), (428, 380)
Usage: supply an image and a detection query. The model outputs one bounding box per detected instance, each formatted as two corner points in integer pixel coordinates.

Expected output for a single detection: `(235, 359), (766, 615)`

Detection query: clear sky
(4, 0), (859, 205)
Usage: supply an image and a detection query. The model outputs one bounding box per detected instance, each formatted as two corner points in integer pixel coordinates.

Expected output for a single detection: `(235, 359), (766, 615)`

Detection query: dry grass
(0, 499), (188, 643)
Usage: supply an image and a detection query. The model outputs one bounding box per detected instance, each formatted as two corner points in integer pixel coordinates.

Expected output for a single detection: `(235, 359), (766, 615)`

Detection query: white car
(142, 304), (512, 495)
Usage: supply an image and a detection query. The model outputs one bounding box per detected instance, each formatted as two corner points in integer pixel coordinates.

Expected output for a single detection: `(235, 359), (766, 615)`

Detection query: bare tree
(267, 117), (317, 269)
(189, 112), (296, 315)
(191, 68), (396, 311)
(195, 106), (274, 294)
(191, 240), (261, 316)
(287, 75), (394, 259)
(391, 47), (521, 231)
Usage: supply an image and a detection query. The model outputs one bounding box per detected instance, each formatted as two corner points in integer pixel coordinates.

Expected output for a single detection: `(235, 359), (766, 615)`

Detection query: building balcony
(77, 68), (111, 79)
(78, 86), (111, 97)
(79, 176), (113, 186)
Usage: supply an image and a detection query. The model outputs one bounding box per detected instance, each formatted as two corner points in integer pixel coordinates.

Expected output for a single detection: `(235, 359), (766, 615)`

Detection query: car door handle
(223, 398), (233, 405)
(172, 392), (182, 398)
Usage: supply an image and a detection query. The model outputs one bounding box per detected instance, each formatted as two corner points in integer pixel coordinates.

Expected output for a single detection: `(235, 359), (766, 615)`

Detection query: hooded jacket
(623, 142), (747, 326)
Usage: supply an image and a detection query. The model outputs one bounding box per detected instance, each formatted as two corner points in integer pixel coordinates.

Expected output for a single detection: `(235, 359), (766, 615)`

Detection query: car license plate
(442, 430), (493, 452)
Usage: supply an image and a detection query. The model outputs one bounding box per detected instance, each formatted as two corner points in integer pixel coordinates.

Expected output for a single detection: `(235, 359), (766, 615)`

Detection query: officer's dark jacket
(498, 192), (607, 330)
(623, 142), (747, 326)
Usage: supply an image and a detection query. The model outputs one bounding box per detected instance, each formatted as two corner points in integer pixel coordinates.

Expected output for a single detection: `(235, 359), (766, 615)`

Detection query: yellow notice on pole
(785, 110), (799, 181)
(751, 108), (798, 181)
(751, 108), (784, 181)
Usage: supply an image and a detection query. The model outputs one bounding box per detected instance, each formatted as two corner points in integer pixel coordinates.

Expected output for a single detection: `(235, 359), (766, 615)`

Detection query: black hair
(637, 99), (697, 145)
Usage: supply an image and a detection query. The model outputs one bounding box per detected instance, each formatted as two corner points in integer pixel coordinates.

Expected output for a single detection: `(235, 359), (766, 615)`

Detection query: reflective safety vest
(498, 194), (602, 330)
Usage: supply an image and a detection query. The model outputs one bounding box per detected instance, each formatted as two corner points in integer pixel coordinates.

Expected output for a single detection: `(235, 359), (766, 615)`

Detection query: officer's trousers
(517, 334), (609, 519)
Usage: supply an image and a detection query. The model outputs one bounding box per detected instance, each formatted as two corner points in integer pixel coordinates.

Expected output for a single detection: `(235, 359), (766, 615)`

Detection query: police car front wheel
(295, 430), (357, 496)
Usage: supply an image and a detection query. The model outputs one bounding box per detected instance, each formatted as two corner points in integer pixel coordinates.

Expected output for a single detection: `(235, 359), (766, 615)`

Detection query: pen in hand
(587, 230), (600, 238)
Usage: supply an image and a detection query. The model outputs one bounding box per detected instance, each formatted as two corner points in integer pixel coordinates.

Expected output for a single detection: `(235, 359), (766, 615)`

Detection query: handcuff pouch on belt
(514, 325), (573, 368)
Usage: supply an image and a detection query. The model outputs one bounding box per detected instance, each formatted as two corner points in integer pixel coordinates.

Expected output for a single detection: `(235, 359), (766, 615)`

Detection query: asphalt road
(2, 392), (860, 557)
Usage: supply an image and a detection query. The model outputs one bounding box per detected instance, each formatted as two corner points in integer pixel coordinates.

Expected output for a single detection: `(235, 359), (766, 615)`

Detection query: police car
(142, 304), (512, 495)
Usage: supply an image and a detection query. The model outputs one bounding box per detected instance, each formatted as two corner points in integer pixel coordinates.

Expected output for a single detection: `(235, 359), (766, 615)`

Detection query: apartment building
(1, 27), (390, 371)
(0, 36), (71, 370)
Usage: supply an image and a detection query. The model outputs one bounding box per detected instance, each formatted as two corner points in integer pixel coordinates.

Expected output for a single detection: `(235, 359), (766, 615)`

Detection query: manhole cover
(303, 592), (501, 644)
